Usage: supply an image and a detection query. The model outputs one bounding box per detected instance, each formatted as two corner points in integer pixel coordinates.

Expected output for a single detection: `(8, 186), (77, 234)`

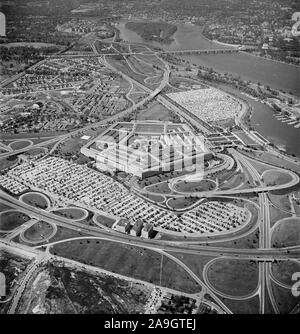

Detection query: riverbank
(240, 51), (300, 69)
(213, 83), (300, 157)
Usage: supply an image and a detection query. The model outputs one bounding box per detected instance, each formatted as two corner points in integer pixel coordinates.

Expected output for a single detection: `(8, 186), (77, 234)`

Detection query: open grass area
(271, 282), (300, 314)
(135, 54), (165, 69)
(23, 221), (55, 243)
(107, 56), (147, 86)
(167, 196), (201, 210)
(248, 159), (272, 175)
(222, 295), (260, 314)
(128, 56), (157, 77)
(174, 179), (216, 193)
(219, 173), (245, 190)
(50, 239), (201, 293)
(272, 217), (300, 248)
(142, 193), (165, 204)
(210, 228), (260, 249)
(46, 226), (88, 244)
(23, 147), (46, 157)
(206, 258), (259, 297)
(145, 76), (162, 86)
(136, 101), (175, 122)
(146, 181), (172, 194)
(262, 170), (292, 187)
(272, 260), (300, 287)
(60, 137), (87, 156)
(9, 140), (32, 151)
(21, 192), (49, 210)
(129, 92), (148, 103)
(94, 214), (115, 228)
(52, 207), (87, 220)
(241, 150), (300, 174)
(269, 205), (291, 228)
(268, 193), (291, 213)
(0, 156), (18, 171)
(0, 211), (30, 231)
(169, 253), (215, 281)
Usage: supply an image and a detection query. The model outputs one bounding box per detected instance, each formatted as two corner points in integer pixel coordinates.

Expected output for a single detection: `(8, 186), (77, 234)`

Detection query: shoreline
(200, 28), (300, 69)
(240, 51), (300, 69)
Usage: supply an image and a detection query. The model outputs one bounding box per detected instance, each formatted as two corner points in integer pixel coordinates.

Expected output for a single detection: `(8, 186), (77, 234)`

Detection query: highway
(1, 191), (300, 261)
(230, 149), (282, 314)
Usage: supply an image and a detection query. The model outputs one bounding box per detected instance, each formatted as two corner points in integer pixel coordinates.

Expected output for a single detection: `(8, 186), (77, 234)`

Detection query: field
(50, 239), (201, 293)
(22, 221), (56, 243)
(271, 217), (300, 248)
(0, 156), (18, 171)
(46, 226), (88, 244)
(141, 193), (165, 204)
(240, 150), (300, 174)
(271, 260), (300, 287)
(107, 56), (146, 86)
(145, 181), (172, 194)
(23, 147), (46, 157)
(136, 101), (175, 121)
(52, 207), (88, 221)
(262, 170), (292, 187)
(209, 228), (260, 249)
(174, 179), (216, 193)
(60, 137), (88, 156)
(268, 193), (291, 213)
(21, 192), (50, 209)
(0, 211), (30, 231)
(247, 159), (272, 175)
(205, 258), (259, 297)
(127, 56), (157, 77)
(94, 214), (115, 228)
(271, 283), (300, 314)
(221, 296), (260, 314)
(135, 54), (165, 69)
(269, 205), (291, 228)
(167, 197), (201, 210)
(9, 140), (32, 151)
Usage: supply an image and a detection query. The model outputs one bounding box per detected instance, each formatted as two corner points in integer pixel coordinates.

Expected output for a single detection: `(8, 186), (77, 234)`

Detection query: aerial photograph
(0, 0), (299, 320)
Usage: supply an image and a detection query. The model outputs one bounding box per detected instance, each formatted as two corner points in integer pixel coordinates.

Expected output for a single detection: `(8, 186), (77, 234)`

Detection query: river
(116, 21), (300, 157)
(117, 21), (300, 96)
(215, 84), (300, 157)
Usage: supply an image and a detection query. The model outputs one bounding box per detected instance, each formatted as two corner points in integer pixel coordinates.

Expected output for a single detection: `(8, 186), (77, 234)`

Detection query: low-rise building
(114, 218), (131, 233)
(130, 219), (144, 237)
(141, 223), (154, 239)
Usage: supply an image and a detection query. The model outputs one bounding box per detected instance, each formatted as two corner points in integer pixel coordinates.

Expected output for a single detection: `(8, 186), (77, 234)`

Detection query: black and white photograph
(0, 0), (299, 321)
